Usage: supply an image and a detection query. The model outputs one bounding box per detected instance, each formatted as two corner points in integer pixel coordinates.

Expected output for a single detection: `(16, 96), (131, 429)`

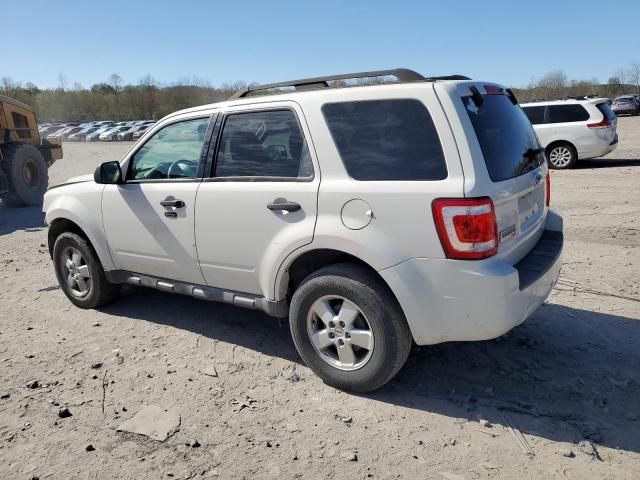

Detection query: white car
(521, 98), (617, 169)
(99, 125), (130, 141)
(43, 69), (563, 392)
(86, 126), (115, 142)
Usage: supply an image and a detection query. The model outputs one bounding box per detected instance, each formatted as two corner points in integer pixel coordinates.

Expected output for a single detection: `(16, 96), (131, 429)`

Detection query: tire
(289, 263), (412, 392)
(546, 142), (577, 170)
(52, 232), (120, 309)
(1, 143), (49, 206)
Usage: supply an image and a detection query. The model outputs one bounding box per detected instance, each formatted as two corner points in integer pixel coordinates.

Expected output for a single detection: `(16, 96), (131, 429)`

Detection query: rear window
(548, 104), (589, 123)
(596, 102), (616, 121)
(462, 94), (544, 182)
(522, 105), (545, 125)
(322, 99), (447, 181)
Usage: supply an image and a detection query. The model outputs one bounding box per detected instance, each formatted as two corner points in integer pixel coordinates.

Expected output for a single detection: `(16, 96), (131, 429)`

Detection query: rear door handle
(267, 200), (301, 212)
(160, 199), (185, 208)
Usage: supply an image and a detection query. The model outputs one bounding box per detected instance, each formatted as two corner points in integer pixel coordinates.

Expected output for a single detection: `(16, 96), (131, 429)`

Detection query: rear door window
(322, 99), (447, 181)
(548, 104), (589, 123)
(462, 94), (544, 182)
(522, 106), (545, 125)
(214, 110), (313, 179)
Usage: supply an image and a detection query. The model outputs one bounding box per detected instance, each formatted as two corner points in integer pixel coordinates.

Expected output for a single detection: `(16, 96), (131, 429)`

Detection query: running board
(104, 270), (288, 318)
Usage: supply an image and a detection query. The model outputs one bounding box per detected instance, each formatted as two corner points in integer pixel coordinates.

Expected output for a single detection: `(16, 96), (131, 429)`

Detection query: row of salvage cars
(37, 120), (156, 142)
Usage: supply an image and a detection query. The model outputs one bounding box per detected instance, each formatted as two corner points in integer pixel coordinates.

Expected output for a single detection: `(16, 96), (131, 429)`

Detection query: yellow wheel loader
(0, 95), (62, 206)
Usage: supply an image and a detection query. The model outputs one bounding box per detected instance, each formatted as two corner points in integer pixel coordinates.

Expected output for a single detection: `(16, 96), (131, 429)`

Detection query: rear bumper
(578, 135), (617, 160)
(380, 210), (563, 345)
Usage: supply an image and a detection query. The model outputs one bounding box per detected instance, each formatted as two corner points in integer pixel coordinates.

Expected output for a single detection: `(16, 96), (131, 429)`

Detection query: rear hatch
(590, 100), (617, 144)
(435, 81), (548, 265)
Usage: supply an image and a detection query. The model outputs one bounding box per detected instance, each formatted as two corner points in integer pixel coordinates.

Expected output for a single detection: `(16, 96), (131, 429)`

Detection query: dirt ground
(1, 117), (639, 480)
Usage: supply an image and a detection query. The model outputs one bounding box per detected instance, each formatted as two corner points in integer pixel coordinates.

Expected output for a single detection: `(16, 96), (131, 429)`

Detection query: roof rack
(228, 68), (470, 100)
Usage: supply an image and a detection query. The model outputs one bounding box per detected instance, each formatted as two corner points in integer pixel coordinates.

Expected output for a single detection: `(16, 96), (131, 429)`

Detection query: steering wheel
(167, 159), (197, 178)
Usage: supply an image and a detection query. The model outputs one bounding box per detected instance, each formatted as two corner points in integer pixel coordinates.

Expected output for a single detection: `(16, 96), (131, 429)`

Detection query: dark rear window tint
(462, 94), (544, 182)
(596, 102), (616, 121)
(522, 106), (545, 125)
(322, 99), (447, 181)
(548, 104), (589, 123)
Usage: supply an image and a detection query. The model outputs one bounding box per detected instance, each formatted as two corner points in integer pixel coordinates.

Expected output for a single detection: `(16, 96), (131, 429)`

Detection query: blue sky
(4, 0), (639, 89)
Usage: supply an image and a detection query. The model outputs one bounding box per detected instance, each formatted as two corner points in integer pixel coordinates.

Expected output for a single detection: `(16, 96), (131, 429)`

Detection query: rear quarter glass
(461, 94), (544, 182)
(322, 99), (447, 181)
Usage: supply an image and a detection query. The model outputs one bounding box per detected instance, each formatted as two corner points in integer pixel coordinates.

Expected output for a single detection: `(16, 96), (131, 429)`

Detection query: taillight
(545, 173), (551, 206)
(587, 118), (610, 128)
(432, 197), (498, 260)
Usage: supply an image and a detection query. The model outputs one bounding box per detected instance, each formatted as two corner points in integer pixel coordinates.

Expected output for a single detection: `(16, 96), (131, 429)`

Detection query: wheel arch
(276, 248), (407, 322)
(46, 209), (115, 271)
(47, 217), (88, 257)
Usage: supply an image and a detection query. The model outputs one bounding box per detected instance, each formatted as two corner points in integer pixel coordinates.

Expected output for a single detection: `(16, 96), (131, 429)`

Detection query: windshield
(462, 93), (544, 182)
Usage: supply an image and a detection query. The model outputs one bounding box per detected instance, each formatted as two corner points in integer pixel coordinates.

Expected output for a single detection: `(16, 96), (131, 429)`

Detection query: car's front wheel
(547, 143), (577, 169)
(289, 263), (412, 392)
(53, 232), (120, 309)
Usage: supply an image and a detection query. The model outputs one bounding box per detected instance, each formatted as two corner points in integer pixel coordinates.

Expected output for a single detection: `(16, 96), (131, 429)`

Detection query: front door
(102, 115), (212, 284)
(195, 104), (320, 297)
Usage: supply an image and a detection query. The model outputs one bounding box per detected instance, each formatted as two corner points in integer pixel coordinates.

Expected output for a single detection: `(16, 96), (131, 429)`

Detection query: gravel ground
(1, 117), (639, 479)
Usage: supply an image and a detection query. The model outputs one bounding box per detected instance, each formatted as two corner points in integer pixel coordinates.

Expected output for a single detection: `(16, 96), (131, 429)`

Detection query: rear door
(436, 82), (548, 265)
(194, 102), (320, 297)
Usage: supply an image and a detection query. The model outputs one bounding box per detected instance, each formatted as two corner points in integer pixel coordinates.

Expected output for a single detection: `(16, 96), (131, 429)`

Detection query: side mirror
(94, 161), (123, 184)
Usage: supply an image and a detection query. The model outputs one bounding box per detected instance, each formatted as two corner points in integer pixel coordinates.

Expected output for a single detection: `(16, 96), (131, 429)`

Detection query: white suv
(521, 98), (618, 169)
(44, 69), (563, 392)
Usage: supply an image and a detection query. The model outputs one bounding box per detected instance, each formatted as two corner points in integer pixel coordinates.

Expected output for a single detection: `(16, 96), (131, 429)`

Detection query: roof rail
(228, 69), (470, 100)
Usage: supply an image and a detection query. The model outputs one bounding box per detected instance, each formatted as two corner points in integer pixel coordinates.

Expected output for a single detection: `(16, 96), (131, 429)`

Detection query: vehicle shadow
(100, 288), (640, 454)
(375, 302), (640, 455)
(0, 202), (46, 236)
(101, 286), (300, 364)
(575, 158), (640, 169)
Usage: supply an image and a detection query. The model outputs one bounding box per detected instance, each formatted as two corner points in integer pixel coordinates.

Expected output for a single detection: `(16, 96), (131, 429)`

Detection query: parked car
(521, 98), (617, 169)
(68, 126), (101, 142)
(611, 95), (639, 116)
(117, 125), (148, 141)
(132, 125), (153, 140)
(38, 124), (63, 136)
(86, 126), (116, 142)
(44, 68), (563, 392)
(48, 126), (83, 140)
(99, 125), (130, 141)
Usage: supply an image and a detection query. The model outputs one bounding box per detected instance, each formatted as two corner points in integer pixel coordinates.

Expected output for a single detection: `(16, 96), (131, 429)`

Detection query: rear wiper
(517, 148), (543, 175)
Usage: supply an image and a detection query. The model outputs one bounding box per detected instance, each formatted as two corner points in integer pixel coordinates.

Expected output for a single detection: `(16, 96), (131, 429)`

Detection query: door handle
(160, 199), (185, 208)
(267, 200), (301, 212)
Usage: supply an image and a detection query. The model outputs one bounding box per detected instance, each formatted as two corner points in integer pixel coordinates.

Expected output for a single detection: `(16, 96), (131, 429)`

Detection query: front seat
(217, 130), (270, 177)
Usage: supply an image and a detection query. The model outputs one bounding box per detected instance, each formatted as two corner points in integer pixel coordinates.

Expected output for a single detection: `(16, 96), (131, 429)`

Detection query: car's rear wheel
(53, 232), (120, 309)
(289, 263), (412, 392)
(547, 143), (577, 169)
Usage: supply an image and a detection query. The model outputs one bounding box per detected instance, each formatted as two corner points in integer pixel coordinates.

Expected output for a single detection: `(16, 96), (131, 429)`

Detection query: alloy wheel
(60, 247), (92, 298)
(307, 295), (374, 371)
(548, 146), (573, 168)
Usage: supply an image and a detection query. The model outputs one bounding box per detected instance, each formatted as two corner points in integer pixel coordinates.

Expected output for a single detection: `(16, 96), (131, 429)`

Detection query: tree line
(1, 64), (639, 123)
(0, 74), (248, 122)
(512, 62), (640, 102)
